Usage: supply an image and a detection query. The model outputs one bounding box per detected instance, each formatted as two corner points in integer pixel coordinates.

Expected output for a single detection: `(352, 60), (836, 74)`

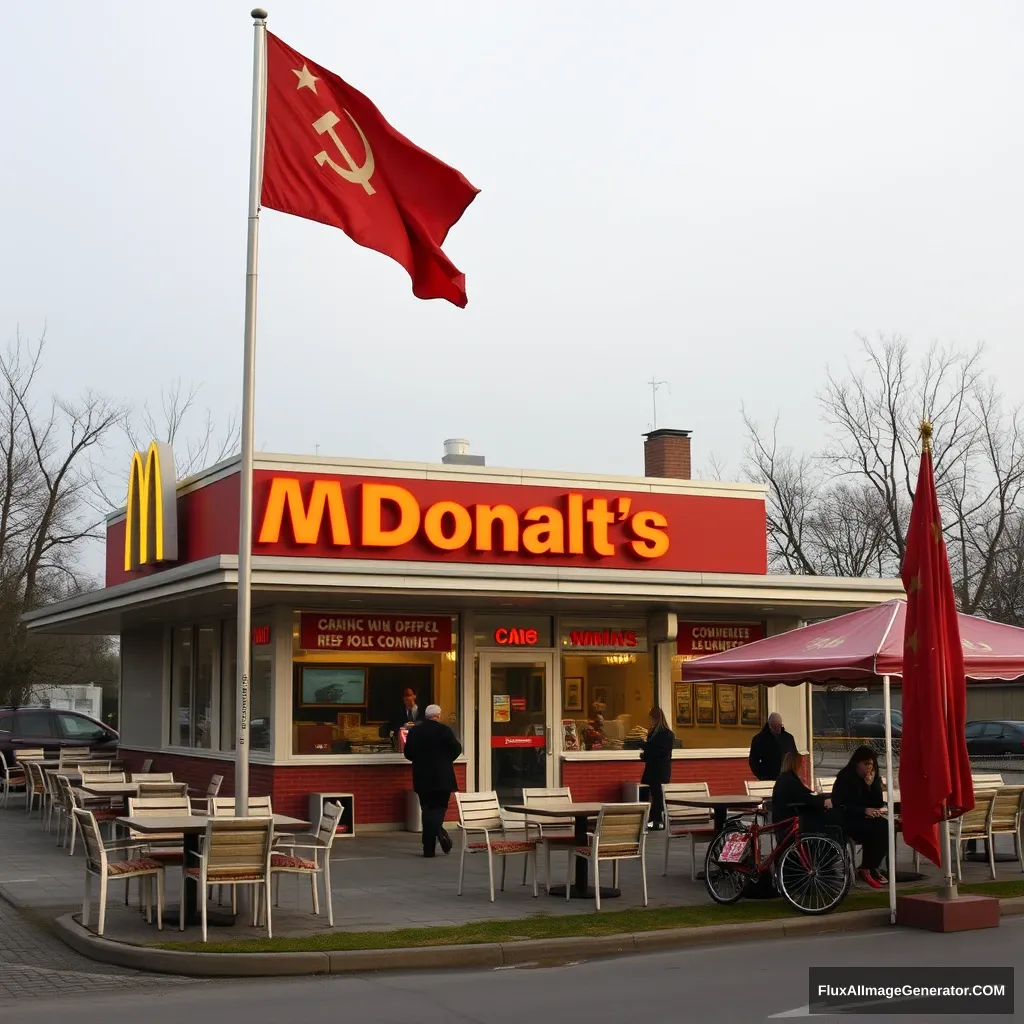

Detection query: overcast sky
(3, 0), (1024, 498)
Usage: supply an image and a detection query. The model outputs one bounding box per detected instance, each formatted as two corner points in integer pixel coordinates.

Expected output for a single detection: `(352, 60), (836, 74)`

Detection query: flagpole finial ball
(252, 8), (268, 20)
(920, 419), (933, 452)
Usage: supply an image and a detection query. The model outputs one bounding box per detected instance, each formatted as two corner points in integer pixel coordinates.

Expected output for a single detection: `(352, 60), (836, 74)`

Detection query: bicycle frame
(716, 813), (810, 879)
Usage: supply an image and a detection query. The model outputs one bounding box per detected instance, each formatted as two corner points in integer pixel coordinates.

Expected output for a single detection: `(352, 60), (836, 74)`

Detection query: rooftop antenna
(648, 377), (669, 430)
(315, 444), (320, 456)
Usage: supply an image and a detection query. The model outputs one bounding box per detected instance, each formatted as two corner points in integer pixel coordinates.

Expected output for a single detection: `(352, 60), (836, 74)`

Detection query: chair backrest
(957, 790), (997, 835)
(136, 781), (189, 799)
(25, 761), (45, 791)
(314, 800), (346, 849)
(59, 747), (92, 764)
(522, 787), (574, 831)
(990, 786), (1024, 831)
(55, 772), (78, 811)
(140, 758), (154, 773)
(80, 770), (127, 785)
(745, 781), (775, 798)
(128, 794), (192, 817)
(662, 782), (712, 825)
(72, 808), (108, 875)
(206, 774), (225, 799)
(13, 748), (45, 761)
(209, 795), (273, 816)
(593, 802), (649, 853)
(815, 778), (836, 795)
(456, 791), (503, 832)
(137, 772), (175, 783)
(76, 761), (113, 773)
(203, 817), (274, 879)
(972, 773), (1004, 790)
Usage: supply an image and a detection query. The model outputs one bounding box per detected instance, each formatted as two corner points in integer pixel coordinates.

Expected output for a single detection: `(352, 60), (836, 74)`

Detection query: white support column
(458, 611), (476, 792)
(270, 605), (294, 763)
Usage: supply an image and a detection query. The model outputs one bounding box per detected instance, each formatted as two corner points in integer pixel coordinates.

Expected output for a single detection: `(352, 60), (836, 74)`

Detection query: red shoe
(858, 868), (883, 889)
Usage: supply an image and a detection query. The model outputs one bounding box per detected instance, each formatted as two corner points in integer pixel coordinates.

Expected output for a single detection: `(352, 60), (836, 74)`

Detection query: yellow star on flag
(908, 574), (921, 594)
(906, 631), (918, 653)
(293, 64), (319, 93)
(931, 521), (941, 544)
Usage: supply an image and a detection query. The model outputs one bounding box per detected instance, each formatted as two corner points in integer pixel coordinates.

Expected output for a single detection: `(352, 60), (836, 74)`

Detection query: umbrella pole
(939, 816), (957, 899)
(805, 682), (815, 793)
(882, 674), (897, 924)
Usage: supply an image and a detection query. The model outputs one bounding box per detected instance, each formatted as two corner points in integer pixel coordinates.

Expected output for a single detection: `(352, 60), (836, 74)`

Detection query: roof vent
(442, 438), (485, 466)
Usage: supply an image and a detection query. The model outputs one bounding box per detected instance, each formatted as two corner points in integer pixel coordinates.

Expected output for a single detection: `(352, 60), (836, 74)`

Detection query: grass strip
(153, 879), (1024, 954)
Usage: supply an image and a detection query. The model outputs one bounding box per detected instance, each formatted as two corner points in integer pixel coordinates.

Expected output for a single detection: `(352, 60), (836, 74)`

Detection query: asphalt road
(5, 917), (1020, 1024)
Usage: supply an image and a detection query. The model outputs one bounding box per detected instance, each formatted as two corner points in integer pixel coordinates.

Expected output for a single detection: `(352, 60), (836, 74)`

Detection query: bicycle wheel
(775, 834), (850, 915)
(704, 827), (753, 905)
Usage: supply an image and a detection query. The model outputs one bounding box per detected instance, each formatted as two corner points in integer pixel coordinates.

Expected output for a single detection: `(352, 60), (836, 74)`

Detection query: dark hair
(845, 745), (879, 773)
(781, 751), (804, 775)
(648, 706), (669, 731)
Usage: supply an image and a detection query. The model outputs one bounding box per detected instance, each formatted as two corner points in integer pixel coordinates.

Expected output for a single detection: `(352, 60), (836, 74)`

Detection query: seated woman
(771, 751), (832, 823)
(830, 745), (890, 889)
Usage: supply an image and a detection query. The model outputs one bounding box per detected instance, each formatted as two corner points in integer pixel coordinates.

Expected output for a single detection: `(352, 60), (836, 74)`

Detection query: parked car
(0, 706), (118, 762)
(847, 708), (903, 738)
(964, 720), (1024, 757)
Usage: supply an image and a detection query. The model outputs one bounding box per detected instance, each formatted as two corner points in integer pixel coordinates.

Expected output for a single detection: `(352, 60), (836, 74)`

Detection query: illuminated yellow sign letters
(124, 441), (178, 571)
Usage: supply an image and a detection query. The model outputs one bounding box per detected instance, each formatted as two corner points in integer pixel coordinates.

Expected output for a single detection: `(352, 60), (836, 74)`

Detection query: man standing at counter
(748, 712), (798, 781)
(403, 704), (462, 857)
(381, 687), (422, 744)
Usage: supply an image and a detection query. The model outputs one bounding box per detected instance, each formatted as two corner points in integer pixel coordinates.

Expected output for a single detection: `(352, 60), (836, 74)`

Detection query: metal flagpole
(882, 674), (897, 924)
(235, 8), (269, 822)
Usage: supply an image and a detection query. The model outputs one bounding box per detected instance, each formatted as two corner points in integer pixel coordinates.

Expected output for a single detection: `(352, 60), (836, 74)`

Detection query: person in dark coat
(639, 706), (674, 830)
(748, 713), (799, 781)
(771, 751), (832, 824)
(380, 687), (423, 742)
(830, 745), (889, 888)
(403, 704), (462, 857)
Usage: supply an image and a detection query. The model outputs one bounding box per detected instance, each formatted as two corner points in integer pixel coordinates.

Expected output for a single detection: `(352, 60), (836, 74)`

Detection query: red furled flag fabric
(898, 423), (974, 866)
(261, 32), (479, 307)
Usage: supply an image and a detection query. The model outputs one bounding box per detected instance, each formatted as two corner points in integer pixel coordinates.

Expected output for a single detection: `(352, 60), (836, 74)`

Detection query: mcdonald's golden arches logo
(124, 441), (178, 571)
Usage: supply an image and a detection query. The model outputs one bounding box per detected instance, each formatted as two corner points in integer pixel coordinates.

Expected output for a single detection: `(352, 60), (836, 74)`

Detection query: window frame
(168, 621), (221, 750)
(13, 710), (58, 739)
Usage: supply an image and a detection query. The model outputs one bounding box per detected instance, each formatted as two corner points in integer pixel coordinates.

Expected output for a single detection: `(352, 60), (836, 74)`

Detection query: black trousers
(846, 817), (889, 872)
(647, 781), (665, 825)
(419, 790), (451, 854)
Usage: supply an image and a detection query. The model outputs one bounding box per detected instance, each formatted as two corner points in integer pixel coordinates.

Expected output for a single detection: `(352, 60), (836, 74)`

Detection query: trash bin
(405, 790), (422, 833)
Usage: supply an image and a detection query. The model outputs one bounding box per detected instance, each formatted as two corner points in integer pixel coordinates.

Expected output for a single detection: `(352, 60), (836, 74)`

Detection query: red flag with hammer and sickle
(261, 33), (479, 307)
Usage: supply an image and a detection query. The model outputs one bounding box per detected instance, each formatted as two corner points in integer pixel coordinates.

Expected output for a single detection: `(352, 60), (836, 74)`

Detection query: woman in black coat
(639, 706), (674, 830)
(771, 751), (832, 823)
(830, 745), (889, 888)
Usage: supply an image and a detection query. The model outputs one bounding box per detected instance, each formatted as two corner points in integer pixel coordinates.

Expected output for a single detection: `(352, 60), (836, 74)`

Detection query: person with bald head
(403, 703), (462, 858)
(748, 712), (799, 781)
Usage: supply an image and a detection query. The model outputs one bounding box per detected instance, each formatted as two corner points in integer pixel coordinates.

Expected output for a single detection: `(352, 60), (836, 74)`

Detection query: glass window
(56, 713), (107, 743)
(170, 627), (193, 746)
(221, 619), (272, 752)
(14, 711), (56, 738)
(194, 627), (216, 749)
(0, 711), (12, 733)
(291, 612), (459, 756)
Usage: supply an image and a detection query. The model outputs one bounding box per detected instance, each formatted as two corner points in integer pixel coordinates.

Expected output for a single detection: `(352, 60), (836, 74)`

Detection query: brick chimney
(643, 428), (692, 480)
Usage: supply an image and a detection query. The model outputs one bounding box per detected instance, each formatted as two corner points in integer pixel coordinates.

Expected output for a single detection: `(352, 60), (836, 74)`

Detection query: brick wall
(118, 748), (466, 825)
(561, 756), (755, 802)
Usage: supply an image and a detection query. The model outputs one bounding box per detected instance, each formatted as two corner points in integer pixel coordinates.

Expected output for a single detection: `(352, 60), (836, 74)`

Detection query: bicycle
(704, 808), (851, 915)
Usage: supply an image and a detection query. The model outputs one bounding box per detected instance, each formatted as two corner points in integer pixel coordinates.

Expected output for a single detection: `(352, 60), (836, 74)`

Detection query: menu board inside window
(740, 685), (762, 727)
(694, 684), (715, 725)
(716, 684), (738, 726)
(674, 682), (693, 727)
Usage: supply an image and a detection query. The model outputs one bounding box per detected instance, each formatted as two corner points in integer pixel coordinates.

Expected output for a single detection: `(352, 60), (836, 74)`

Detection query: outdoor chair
(189, 773), (224, 814)
(13, 748), (45, 762)
(23, 761), (47, 818)
(136, 781), (189, 799)
(56, 774), (120, 854)
(815, 778), (836, 795)
(124, 794), (191, 908)
(74, 807), (164, 937)
(210, 795), (274, 815)
(567, 802), (650, 911)
(41, 768), (62, 833)
(951, 790), (999, 880)
(521, 787), (576, 893)
(270, 799), (344, 926)
(455, 791), (538, 902)
(0, 751), (26, 809)
(139, 758), (154, 774)
(75, 760), (113, 773)
(133, 772), (174, 783)
(58, 747), (92, 767)
(988, 786), (1024, 872)
(184, 817), (275, 942)
(661, 782), (715, 881)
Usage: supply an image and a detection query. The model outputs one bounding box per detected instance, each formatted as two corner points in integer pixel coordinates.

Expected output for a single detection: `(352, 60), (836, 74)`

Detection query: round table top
(666, 794), (764, 808)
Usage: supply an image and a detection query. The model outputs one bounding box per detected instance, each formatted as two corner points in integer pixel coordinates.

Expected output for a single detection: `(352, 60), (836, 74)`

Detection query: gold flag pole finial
(919, 419), (933, 453)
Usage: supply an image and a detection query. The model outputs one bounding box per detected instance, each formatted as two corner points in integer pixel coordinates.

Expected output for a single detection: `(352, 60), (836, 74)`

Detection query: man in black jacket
(403, 704), (462, 858)
(748, 713), (798, 781)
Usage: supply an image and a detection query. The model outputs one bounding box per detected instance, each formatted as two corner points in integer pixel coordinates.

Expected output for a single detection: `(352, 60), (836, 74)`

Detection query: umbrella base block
(896, 892), (1000, 933)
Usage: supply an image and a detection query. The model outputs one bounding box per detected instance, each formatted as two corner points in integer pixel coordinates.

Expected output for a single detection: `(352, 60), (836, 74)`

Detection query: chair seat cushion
(574, 843), (640, 857)
(107, 857), (163, 876)
(468, 840), (536, 854)
(271, 853), (318, 870)
(185, 866), (266, 882)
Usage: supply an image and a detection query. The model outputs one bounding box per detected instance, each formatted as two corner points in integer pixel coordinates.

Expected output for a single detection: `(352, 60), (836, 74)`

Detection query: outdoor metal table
(115, 813), (309, 927)
(503, 802), (619, 900)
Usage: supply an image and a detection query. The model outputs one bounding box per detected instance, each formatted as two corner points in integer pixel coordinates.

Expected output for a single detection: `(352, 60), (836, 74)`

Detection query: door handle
(546, 726), (552, 755)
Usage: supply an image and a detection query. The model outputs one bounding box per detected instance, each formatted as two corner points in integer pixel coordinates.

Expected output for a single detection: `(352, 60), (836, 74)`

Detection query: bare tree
(744, 334), (1024, 623)
(0, 332), (125, 705)
(124, 378), (240, 480)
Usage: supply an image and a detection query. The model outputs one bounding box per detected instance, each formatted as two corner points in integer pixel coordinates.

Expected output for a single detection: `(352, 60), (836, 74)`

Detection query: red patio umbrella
(679, 598), (1024, 686)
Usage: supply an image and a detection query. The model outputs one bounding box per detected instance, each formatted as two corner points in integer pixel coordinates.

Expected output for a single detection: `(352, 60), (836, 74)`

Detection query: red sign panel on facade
(299, 614), (453, 653)
(676, 622), (765, 659)
(252, 625), (271, 646)
(493, 627), (539, 646)
(490, 735), (545, 748)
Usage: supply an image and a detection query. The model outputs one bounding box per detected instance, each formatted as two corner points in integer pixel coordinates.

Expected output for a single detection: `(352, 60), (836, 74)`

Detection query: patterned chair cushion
(184, 866), (266, 882)
(468, 840), (536, 854)
(107, 858), (163, 876)
(271, 853), (318, 870)
(574, 843), (640, 857)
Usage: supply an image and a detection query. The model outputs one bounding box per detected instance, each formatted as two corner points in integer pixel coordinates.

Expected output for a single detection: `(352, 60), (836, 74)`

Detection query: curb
(54, 907), (889, 978)
(53, 896), (1024, 978)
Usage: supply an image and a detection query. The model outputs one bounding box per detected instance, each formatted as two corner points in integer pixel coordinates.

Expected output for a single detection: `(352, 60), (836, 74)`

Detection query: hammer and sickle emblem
(312, 110), (376, 195)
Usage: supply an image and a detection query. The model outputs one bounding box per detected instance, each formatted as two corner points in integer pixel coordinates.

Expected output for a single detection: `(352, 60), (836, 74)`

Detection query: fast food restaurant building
(24, 430), (903, 827)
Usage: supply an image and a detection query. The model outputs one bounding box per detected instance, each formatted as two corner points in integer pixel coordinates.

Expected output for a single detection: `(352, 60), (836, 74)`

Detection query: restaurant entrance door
(478, 652), (556, 805)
